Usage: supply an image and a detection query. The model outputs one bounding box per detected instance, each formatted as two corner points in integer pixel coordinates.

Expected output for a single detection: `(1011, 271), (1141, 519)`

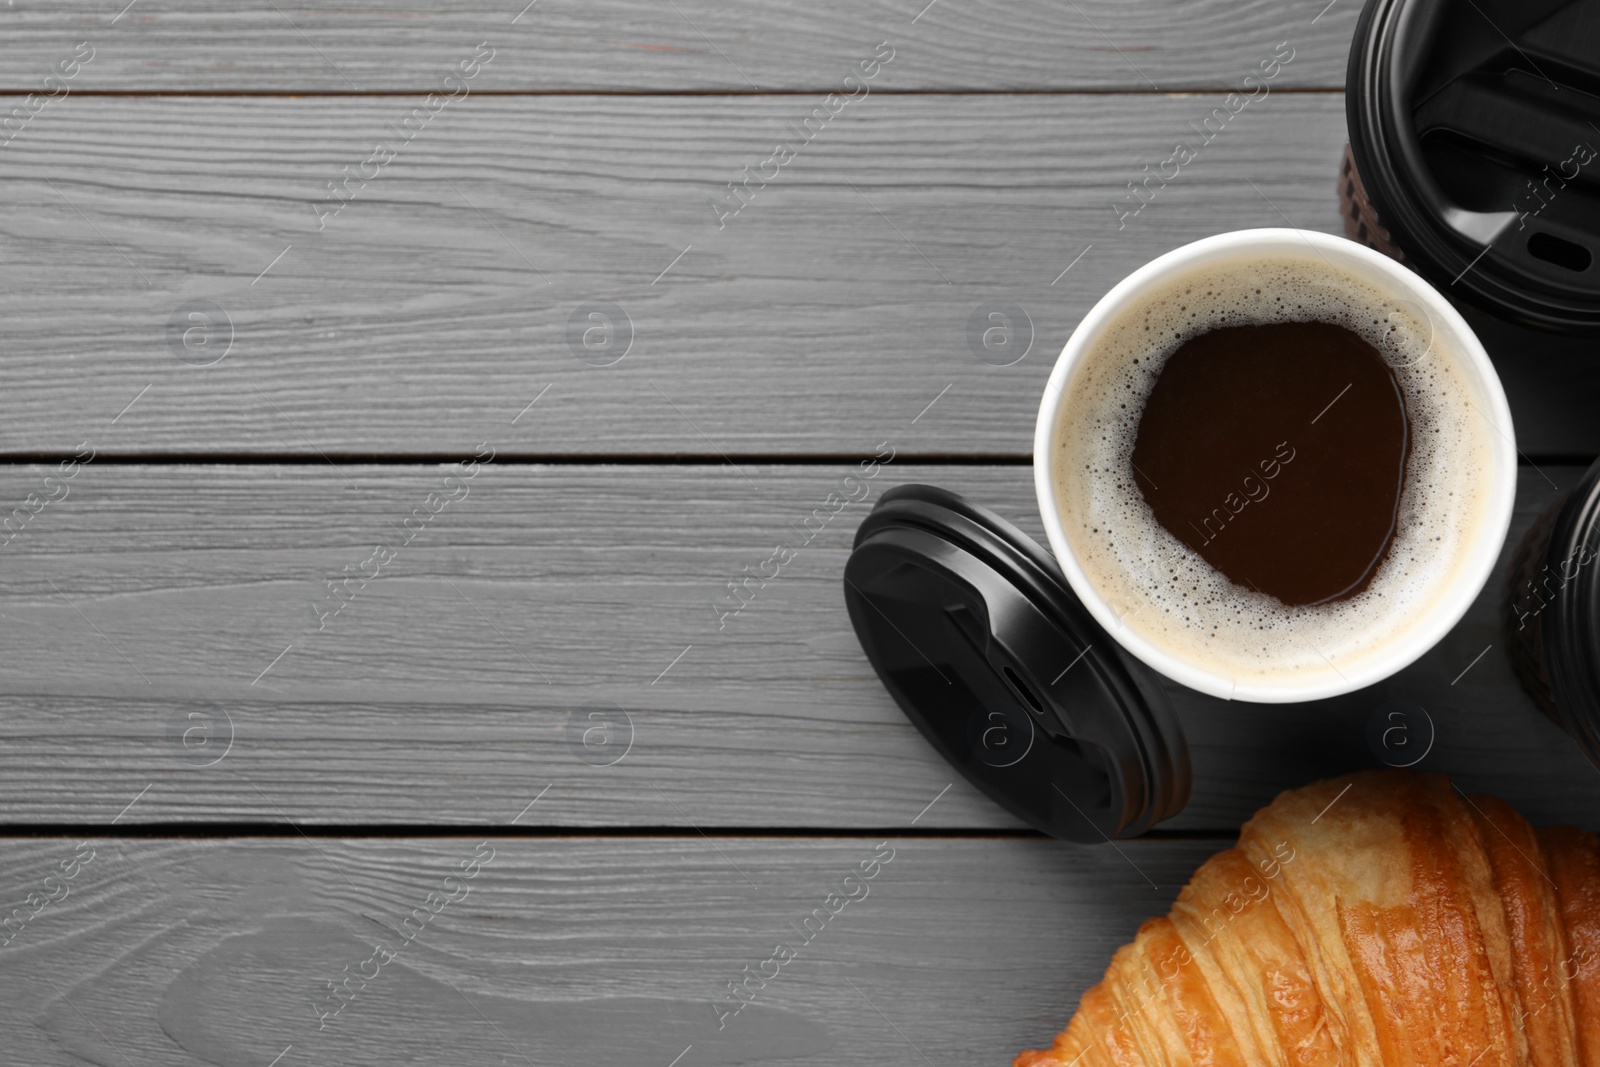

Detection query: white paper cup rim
(1033, 229), (1517, 703)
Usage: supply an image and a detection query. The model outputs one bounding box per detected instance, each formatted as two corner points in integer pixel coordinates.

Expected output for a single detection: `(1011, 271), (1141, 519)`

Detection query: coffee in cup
(1034, 230), (1517, 702)
(1129, 316), (1408, 607)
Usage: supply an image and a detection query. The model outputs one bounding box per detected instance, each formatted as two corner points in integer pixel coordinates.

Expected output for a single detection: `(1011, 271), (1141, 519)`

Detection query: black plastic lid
(1544, 456), (1600, 764)
(843, 484), (1190, 842)
(1348, 0), (1600, 333)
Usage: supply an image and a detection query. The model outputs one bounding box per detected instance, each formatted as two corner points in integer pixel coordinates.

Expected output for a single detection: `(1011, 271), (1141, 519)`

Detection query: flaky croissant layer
(1016, 771), (1600, 1067)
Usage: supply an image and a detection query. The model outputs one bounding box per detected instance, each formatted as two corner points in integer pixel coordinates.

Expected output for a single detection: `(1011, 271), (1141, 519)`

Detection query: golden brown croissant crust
(1017, 771), (1600, 1067)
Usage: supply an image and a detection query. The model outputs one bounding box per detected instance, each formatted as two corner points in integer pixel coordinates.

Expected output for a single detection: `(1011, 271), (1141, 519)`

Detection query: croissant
(1016, 771), (1600, 1067)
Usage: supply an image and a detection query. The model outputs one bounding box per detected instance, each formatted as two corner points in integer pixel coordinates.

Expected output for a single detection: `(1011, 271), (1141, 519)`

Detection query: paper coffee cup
(1034, 228), (1517, 703)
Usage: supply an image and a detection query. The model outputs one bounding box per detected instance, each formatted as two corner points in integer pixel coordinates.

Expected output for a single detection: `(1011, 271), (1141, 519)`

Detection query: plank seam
(0, 454), (1583, 467)
(0, 823), (1237, 841)
(0, 87), (1349, 98)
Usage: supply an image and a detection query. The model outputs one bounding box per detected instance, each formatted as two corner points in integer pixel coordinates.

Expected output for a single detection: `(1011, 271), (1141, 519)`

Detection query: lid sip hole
(1527, 232), (1592, 273)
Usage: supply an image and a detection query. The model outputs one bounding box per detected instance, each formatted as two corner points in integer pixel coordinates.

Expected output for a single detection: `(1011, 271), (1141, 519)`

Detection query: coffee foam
(1050, 249), (1496, 689)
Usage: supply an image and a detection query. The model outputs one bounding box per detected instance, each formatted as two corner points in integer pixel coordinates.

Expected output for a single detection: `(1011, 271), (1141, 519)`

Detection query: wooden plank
(1, 461), (1595, 831)
(6, 92), (1591, 458)
(0, 92), (1355, 459)
(0, 834), (1220, 1066)
(0, 0), (1357, 92)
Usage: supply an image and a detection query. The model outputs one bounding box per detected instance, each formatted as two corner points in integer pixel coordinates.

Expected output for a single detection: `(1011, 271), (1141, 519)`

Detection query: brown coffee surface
(1129, 321), (1409, 607)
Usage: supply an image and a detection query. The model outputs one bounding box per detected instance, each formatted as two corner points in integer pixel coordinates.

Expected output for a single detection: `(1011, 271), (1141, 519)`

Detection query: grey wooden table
(3, 2), (1598, 1064)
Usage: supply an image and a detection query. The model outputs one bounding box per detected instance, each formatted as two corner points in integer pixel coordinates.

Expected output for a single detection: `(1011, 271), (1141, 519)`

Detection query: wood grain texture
(0, 834), (1226, 1066)
(0, 0), (1357, 91)
(0, 92), (1368, 458)
(0, 461), (1594, 831)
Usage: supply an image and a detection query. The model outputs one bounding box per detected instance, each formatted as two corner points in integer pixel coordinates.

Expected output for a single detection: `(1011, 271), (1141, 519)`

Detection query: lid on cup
(1347, 0), (1600, 333)
(842, 484), (1190, 842)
